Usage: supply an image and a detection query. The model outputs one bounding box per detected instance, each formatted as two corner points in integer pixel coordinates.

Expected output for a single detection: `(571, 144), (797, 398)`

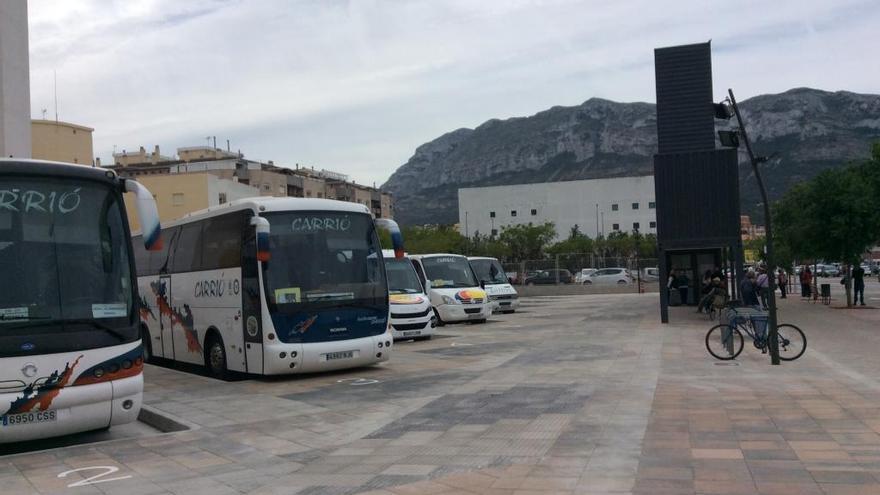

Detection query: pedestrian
(740, 272), (760, 307)
(777, 268), (787, 299)
(852, 264), (866, 306)
(756, 267), (770, 309)
(697, 277), (727, 313)
(677, 270), (690, 305)
(800, 265), (813, 298)
(667, 269), (680, 305)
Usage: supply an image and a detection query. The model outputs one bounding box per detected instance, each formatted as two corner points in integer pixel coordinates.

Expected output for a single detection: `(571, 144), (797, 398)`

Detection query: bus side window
(202, 213), (244, 270)
(149, 227), (177, 275)
(131, 235), (149, 276)
(171, 224), (204, 273)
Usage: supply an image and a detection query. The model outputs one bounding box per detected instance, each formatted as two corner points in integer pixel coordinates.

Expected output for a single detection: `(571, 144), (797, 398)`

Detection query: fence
(501, 254), (660, 294)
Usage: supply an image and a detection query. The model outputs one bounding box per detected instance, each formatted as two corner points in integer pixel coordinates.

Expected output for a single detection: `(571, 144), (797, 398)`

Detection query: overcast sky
(27, 0), (879, 186)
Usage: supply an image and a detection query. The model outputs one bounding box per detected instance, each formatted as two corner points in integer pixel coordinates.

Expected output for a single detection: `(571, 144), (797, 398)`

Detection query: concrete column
(0, 0), (31, 158)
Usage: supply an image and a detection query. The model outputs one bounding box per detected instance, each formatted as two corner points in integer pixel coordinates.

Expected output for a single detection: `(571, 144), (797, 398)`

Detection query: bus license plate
(2, 410), (57, 427)
(324, 351), (354, 361)
(402, 331), (420, 336)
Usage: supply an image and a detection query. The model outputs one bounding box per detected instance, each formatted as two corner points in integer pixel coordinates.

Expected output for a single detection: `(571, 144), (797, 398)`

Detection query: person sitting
(697, 277), (727, 313)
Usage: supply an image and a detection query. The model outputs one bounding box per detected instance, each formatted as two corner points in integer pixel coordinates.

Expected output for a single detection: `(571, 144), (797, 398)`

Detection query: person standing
(677, 271), (690, 306)
(853, 265), (866, 306)
(667, 269), (679, 305)
(777, 269), (788, 299)
(740, 272), (760, 307)
(800, 266), (813, 298)
(756, 267), (770, 309)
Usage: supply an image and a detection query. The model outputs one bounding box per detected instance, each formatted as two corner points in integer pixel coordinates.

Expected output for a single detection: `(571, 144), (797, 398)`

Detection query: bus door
(158, 274), (175, 358)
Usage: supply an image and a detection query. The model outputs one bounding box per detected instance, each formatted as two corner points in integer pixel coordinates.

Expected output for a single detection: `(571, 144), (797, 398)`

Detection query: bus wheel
(140, 327), (153, 363)
(205, 335), (228, 379)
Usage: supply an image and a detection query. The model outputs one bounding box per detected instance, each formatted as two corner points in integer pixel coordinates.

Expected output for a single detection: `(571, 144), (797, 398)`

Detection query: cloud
(27, 0), (879, 186)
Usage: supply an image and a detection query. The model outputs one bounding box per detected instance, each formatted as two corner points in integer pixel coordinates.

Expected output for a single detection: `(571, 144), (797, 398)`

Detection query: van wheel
(433, 309), (445, 327)
(140, 327), (153, 363)
(205, 335), (228, 380)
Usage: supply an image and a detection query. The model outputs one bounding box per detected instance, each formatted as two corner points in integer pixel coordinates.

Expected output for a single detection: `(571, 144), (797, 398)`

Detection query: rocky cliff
(382, 88), (880, 226)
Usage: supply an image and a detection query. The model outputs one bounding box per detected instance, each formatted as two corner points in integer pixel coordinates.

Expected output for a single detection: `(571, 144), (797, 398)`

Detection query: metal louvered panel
(654, 42), (715, 154)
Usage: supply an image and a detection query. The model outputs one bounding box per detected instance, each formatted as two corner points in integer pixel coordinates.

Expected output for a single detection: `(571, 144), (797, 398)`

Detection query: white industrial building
(458, 175), (657, 240)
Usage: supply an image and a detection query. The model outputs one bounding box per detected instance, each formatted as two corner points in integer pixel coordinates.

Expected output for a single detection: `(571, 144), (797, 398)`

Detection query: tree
(773, 143), (880, 306)
(498, 222), (556, 261)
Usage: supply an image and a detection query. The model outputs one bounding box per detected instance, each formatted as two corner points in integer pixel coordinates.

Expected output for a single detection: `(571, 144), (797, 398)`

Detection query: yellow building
(123, 172), (259, 232)
(31, 119), (94, 165)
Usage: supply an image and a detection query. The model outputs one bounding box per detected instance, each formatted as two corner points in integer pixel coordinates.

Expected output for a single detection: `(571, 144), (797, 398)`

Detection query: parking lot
(2, 284), (880, 494)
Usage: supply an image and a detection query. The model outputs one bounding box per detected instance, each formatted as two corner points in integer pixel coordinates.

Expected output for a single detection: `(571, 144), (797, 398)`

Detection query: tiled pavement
(2, 287), (880, 494)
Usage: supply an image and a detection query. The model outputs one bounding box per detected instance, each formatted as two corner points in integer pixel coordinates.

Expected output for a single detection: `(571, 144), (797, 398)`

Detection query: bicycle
(705, 305), (806, 361)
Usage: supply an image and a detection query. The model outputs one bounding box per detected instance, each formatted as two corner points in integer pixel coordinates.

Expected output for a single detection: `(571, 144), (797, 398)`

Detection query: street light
(717, 89), (781, 365)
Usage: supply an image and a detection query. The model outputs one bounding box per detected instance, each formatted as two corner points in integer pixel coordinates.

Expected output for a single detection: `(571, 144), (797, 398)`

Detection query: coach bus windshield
(0, 178), (134, 332)
(262, 211), (387, 311)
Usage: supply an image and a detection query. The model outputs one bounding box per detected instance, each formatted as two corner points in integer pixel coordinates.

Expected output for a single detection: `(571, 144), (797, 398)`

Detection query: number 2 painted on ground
(57, 465), (132, 487)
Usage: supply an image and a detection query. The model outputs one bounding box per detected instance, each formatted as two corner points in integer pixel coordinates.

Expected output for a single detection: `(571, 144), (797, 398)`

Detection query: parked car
(574, 268), (598, 284)
(817, 264), (840, 277)
(524, 269), (573, 285)
(583, 268), (632, 285)
(641, 267), (660, 281)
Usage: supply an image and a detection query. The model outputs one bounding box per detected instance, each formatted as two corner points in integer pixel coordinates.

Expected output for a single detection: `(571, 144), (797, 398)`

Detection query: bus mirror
(251, 216), (271, 262)
(124, 179), (162, 251)
(375, 218), (404, 259)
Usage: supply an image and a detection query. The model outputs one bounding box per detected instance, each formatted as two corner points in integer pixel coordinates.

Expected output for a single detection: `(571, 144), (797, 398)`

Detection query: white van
(468, 256), (520, 313)
(382, 250), (436, 341)
(409, 254), (492, 325)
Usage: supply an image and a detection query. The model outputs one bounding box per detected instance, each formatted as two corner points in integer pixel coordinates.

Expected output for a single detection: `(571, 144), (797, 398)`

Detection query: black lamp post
(717, 89), (781, 365)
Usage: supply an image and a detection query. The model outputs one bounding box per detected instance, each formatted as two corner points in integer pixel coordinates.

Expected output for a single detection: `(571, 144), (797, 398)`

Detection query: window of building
(650, 221), (657, 229)
(632, 202), (639, 210)
(490, 211), (495, 218)
(172, 193), (185, 206)
(649, 201), (656, 209)
(262, 184), (271, 191)
(491, 229), (498, 236)
(510, 210), (517, 217)
(611, 204), (618, 211)
(633, 222), (640, 230)
(612, 223), (620, 231)
(531, 209), (537, 216)
(218, 193), (227, 204)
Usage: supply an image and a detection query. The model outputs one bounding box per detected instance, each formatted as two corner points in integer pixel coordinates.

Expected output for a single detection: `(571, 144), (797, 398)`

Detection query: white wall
(207, 174), (260, 206)
(458, 175), (657, 240)
(0, 0), (31, 158)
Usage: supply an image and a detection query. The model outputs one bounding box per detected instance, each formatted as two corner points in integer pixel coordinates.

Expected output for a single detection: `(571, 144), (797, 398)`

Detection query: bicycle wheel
(776, 324), (806, 361)
(706, 324), (744, 360)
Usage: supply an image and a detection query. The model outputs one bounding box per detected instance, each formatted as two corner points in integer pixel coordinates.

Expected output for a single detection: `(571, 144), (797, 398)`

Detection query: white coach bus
(132, 197), (403, 378)
(1, 159), (161, 443)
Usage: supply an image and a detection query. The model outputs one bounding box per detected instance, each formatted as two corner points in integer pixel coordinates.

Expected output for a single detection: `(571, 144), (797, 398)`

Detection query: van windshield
(421, 256), (478, 288)
(384, 258), (423, 294)
(470, 259), (508, 285)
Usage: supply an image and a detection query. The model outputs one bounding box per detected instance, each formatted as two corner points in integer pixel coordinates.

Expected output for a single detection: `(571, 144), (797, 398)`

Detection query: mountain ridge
(382, 88), (880, 226)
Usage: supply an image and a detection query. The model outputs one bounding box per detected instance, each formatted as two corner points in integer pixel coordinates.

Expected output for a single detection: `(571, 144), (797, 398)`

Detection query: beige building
(110, 144), (394, 220)
(114, 145), (174, 166)
(31, 119), (94, 164)
(123, 172), (259, 232)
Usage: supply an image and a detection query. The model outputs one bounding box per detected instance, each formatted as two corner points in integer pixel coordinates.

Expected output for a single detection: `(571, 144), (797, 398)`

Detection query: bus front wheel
(205, 334), (228, 380)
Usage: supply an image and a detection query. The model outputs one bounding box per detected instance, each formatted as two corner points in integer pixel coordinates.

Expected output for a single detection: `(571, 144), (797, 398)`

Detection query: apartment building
(107, 145), (394, 221)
